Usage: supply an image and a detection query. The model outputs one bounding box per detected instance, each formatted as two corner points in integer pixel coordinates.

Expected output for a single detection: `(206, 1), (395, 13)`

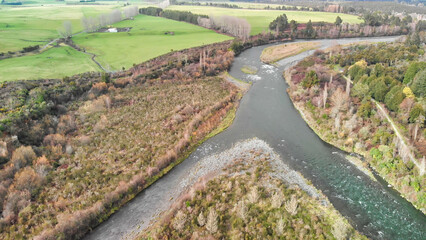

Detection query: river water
(85, 37), (426, 240)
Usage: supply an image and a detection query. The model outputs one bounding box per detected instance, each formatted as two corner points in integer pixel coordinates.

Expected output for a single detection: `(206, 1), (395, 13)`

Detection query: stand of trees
(82, 6), (138, 33)
(58, 21), (73, 38)
(161, 10), (205, 25)
(172, 1), (241, 9)
(269, 14), (288, 32)
(139, 7), (207, 25)
(82, 9), (122, 32)
(139, 7), (250, 39)
(199, 16), (251, 40)
(123, 6), (138, 19)
(139, 6), (163, 16)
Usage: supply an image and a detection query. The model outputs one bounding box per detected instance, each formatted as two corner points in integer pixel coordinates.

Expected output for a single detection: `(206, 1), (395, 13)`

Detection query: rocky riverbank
(139, 138), (367, 239)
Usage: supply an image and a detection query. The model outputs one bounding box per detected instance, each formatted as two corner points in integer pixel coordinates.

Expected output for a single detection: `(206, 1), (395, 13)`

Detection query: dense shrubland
(140, 145), (366, 240)
(285, 40), (425, 212)
(0, 40), (244, 239)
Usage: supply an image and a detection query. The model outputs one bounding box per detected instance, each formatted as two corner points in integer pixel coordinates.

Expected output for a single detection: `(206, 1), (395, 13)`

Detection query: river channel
(85, 36), (425, 240)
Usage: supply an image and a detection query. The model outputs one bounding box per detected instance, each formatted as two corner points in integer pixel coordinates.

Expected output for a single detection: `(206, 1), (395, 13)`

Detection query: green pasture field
(167, 5), (363, 35)
(0, 45), (101, 82)
(73, 14), (233, 71)
(0, 5), (119, 53)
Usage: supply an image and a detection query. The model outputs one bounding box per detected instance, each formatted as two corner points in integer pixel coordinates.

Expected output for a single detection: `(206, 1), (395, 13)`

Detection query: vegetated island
(139, 138), (367, 240)
(284, 38), (425, 213)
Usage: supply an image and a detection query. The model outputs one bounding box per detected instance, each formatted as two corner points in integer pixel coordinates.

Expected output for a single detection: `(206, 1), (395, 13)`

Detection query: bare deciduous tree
(99, 14), (109, 27)
(109, 9), (122, 24)
(323, 82), (328, 108)
(123, 6), (138, 19)
(413, 114), (425, 141)
(58, 21), (73, 38)
(346, 75), (351, 96)
(82, 16), (99, 33)
(197, 17), (211, 29)
(158, 0), (170, 9)
(335, 113), (341, 130)
(82, 9), (124, 33)
(210, 15), (251, 40)
(331, 88), (349, 116)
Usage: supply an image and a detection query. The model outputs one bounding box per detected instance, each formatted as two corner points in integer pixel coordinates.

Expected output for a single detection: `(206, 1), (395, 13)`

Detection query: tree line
(171, 1), (241, 9)
(81, 6), (138, 33)
(140, 7), (207, 25)
(198, 16), (250, 40)
(139, 7), (250, 39)
(268, 13), (426, 39)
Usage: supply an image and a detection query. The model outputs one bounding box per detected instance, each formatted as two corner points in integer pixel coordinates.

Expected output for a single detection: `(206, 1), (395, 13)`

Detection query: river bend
(85, 37), (426, 240)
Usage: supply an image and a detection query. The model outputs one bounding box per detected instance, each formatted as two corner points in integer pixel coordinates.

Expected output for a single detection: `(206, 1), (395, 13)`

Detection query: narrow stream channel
(85, 37), (426, 240)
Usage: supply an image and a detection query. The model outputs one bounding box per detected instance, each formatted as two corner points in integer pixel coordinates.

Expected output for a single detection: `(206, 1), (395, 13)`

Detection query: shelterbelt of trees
(285, 37), (426, 212)
(140, 7), (251, 40)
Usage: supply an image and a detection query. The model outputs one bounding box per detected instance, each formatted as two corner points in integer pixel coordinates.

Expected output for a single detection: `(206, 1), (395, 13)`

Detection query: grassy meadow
(167, 5), (363, 35)
(0, 4), (232, 80)
(73, 14), (233, 70)
(0, 5), (118, 53)
(0, 45), (101, 81)
(0, 2), (363, 81)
